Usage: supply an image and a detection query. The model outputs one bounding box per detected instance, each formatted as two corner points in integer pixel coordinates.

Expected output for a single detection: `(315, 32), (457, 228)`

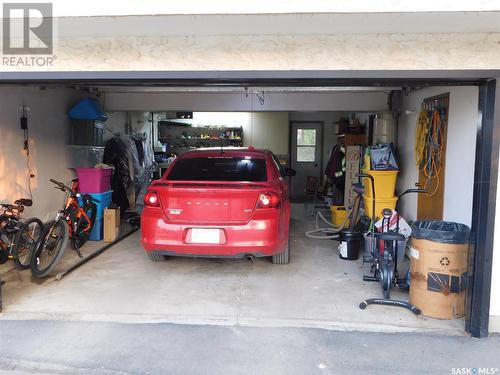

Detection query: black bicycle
(0, 199), (44, 269)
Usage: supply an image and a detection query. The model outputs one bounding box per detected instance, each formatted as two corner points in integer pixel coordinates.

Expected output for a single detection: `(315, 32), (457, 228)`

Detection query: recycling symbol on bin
(440, 256), (451, 266)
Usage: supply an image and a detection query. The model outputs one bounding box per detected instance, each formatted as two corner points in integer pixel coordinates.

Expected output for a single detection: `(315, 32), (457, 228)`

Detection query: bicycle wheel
(380, 252), (394, 299)
(12, 217), (44, 270)
(31, 220), (69, 278)
(71, 203), (96, 251)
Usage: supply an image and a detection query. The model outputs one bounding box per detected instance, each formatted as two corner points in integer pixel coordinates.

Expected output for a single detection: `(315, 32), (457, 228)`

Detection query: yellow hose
(414, 106), (444, 197)
(414, 108), (428, 167)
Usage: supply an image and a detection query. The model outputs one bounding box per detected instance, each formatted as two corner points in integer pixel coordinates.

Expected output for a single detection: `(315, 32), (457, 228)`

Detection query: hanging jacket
(325, 145), (346, 191)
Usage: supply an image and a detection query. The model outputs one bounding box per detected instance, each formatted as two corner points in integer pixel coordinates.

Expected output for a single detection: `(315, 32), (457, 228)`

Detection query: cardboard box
(104, 207), (120, 243)
(344, 145), (362, 207)
(409, 238), (468, 319)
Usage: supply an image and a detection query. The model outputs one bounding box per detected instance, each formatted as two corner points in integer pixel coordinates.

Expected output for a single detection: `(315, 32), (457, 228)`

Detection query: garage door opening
(0, 78), (496, 338)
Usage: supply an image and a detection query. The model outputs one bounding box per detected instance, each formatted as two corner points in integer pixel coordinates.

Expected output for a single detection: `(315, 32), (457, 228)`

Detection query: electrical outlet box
(20, 116), (28, 130)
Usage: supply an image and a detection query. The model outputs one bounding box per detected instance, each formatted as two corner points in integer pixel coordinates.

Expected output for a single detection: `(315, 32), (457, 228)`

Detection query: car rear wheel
(147, 251), (165, 261)
(272, 237), (290, 265)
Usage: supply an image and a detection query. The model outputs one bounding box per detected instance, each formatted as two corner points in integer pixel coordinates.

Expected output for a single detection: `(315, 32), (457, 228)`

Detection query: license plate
(190, 228), (221, 244)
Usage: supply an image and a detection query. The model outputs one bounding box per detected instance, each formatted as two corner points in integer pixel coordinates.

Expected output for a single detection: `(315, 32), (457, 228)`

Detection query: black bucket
(338, 229), (362, 260)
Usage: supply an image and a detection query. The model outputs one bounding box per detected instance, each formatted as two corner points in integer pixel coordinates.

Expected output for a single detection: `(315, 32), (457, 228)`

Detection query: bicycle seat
(15, 198), (32, 207)
(375, 232), (406, 242)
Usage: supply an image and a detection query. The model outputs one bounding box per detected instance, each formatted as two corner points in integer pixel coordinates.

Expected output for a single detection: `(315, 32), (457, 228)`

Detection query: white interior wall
(0, 86), (85, 222)
(192, 112), (251, 128)
(397, 86), (479, 227)
(242, 113), (289, 156)
(103, 92), (388, 112)
(289, 112), (348, 169)
(489, 77), (500, 333)
(103, 111), (126, 142)
(103, 111), (153, 145)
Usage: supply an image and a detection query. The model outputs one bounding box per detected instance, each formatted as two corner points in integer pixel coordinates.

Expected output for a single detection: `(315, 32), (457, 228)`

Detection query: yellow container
(363, 153), (371, 171)
(363, 195), (398, 219)
(330, 205), (349, 227)
(362, 169), (398, 198)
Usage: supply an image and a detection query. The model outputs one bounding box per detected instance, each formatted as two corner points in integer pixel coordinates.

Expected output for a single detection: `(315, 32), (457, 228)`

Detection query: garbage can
(409, 221), (470, 319)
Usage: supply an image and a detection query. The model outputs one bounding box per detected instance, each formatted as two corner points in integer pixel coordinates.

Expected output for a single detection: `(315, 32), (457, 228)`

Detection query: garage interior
(0, 76), (495, 336)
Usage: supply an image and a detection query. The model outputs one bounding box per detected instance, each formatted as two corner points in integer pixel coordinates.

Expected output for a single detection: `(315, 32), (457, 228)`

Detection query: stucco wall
(2, 33), (500, 72)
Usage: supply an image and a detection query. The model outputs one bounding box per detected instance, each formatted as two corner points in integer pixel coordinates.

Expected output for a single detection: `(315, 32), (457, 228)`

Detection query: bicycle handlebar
(82, 194), (100, 204)
(355, 172), (376, 220)
(50, 179), (77, 196)
(355, 172), (372, 180)
(398, 188), (428, 199)
(49, 179), (102, 205)
(0, 203), (22, 213)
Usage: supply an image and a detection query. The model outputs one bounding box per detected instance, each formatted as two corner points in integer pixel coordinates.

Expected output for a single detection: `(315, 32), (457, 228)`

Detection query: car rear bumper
(140, 208), (287, 257)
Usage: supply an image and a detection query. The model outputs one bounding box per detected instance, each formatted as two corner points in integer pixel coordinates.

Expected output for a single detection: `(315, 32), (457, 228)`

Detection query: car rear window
(167, 156), (267, 181)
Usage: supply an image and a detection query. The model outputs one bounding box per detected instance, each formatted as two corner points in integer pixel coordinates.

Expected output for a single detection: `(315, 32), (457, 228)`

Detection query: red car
(141, 147), (294, 264)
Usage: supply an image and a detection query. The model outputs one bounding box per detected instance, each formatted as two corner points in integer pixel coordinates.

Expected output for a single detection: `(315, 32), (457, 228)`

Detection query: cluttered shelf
(167, 137), (242, 141)
(158, 124), (243, 152)
(155, 123), (244, 176)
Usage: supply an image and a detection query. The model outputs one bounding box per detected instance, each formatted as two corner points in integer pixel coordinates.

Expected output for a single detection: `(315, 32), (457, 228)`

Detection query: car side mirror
(285, 168), (296, 177)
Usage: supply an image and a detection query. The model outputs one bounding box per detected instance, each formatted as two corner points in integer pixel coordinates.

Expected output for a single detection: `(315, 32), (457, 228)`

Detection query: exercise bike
(357, 172), (427, 315)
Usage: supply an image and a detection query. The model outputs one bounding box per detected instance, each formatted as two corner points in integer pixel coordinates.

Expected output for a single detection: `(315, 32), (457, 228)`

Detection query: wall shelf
(158, 123), (243, 154)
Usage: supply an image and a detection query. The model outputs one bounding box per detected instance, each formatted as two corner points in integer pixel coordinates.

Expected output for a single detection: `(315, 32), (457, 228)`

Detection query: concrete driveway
(0, 320), (499, 375)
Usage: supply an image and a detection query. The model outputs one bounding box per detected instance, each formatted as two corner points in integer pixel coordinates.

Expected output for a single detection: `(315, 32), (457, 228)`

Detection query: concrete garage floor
(0, 205), (464, 335)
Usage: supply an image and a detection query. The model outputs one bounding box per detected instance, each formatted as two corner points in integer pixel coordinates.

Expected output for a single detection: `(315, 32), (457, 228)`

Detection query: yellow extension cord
(414, 106), (444, 197)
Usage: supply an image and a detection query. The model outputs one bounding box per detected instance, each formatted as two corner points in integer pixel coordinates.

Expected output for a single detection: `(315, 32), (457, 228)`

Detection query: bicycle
(0, 199), (43, 269)
(30, 179), (99, 278)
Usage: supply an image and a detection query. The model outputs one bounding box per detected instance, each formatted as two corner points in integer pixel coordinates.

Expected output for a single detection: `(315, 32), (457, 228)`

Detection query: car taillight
(144, 192), (160, 207)
(257, 192), (280, 208)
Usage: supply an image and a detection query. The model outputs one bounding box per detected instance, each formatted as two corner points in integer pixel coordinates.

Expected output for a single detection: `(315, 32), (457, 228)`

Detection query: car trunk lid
(156, 181), (268, 224)
(156, 154), (269, 224)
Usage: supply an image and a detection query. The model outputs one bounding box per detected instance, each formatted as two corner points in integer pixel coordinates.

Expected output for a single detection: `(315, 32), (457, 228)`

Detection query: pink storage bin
(75, 168), (112, 193)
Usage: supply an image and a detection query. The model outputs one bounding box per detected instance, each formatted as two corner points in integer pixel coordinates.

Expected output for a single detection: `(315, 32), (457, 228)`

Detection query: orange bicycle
(30, 179), (99, 278)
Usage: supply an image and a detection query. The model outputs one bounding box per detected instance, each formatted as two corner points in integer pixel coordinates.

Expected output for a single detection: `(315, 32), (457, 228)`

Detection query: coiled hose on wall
(415, 106), (444, 197)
